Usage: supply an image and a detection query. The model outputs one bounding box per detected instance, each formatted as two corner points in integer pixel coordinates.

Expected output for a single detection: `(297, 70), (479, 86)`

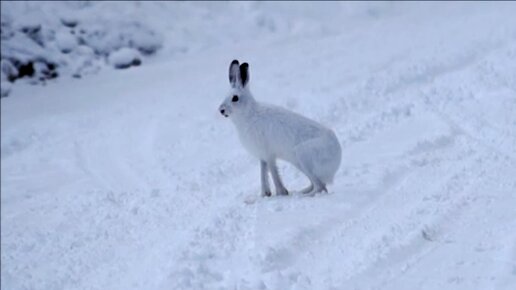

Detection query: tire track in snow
(282, 138), (475, 287)
(342, 148), (502, 289)
(158, 184), (261, 289)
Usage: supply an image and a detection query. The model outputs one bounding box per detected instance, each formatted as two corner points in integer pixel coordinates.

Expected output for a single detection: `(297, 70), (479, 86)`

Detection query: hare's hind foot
(300, 181), (327, 195)
(300, 184), (314, 194)
(276, 188), (289, 196)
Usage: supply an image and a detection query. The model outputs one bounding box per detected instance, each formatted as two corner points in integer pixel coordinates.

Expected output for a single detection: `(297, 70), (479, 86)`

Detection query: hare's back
(259, 104), (331, 145)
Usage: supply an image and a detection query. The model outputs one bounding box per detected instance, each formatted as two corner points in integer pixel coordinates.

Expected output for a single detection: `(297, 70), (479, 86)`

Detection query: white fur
(219, 60), (341, 196)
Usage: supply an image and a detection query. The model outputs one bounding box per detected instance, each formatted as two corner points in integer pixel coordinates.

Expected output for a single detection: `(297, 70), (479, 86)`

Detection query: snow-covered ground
(2, 2), (516, 290)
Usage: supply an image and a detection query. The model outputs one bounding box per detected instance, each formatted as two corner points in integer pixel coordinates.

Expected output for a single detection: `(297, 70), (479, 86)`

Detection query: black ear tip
(231, 59), (239, 65)
(240, 62), (249, 69)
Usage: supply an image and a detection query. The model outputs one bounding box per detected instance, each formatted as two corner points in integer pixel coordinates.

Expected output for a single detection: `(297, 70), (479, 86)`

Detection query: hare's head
(219, 60), (254, 118)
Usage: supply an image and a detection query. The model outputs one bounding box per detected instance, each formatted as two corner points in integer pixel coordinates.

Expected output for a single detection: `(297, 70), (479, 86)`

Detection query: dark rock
(61, 18), (78, 28)
(132, 58), (141, 66)
(17, 62), (35, 78)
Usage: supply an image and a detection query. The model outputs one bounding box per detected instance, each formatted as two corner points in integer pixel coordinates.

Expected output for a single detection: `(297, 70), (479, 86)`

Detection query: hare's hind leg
(294, 137), (330, 194)
(303, 171), (327, 194)
(260, 160), (272, 197)
(295, 156), (326, 194)
(268, 159), (289, 196)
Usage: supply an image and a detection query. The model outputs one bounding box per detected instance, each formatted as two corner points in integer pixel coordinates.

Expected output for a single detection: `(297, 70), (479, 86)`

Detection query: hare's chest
(233, 120), (271, 160)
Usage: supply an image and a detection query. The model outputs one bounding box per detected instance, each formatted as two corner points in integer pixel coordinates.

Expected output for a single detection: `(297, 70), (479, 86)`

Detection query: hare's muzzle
(220, 109), (229, 118)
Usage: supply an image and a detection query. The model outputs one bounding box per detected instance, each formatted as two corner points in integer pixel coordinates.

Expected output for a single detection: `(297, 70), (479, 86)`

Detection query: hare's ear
(239, 63), (249, 87)
(229, 59), (240, 87)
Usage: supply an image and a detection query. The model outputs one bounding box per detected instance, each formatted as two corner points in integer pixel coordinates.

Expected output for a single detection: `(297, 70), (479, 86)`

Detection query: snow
(2, 2), (516, 290)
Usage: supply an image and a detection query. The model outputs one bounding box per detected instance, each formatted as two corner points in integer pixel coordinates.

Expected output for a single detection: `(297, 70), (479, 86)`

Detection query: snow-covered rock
(0, 1), (165, 88)
(55, 30), (77, 54)
(108, 47), (141, 69)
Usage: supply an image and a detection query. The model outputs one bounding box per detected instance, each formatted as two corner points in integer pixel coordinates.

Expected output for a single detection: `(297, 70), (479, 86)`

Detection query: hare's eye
(232, 95), (239, 102)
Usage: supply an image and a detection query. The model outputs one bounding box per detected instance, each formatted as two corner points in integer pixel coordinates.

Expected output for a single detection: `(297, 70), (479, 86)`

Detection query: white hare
(219, 60), (341, 196)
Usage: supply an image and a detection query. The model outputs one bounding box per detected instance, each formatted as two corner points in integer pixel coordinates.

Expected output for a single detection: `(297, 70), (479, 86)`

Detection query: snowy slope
(2, 2), (516, 290)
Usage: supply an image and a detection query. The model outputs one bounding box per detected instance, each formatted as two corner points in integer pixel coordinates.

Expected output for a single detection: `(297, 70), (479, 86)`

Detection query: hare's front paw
(262, 190), (272, 197)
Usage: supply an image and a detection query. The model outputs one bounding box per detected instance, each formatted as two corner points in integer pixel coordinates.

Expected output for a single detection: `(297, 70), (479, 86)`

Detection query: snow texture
(2, 2), (516, 290)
